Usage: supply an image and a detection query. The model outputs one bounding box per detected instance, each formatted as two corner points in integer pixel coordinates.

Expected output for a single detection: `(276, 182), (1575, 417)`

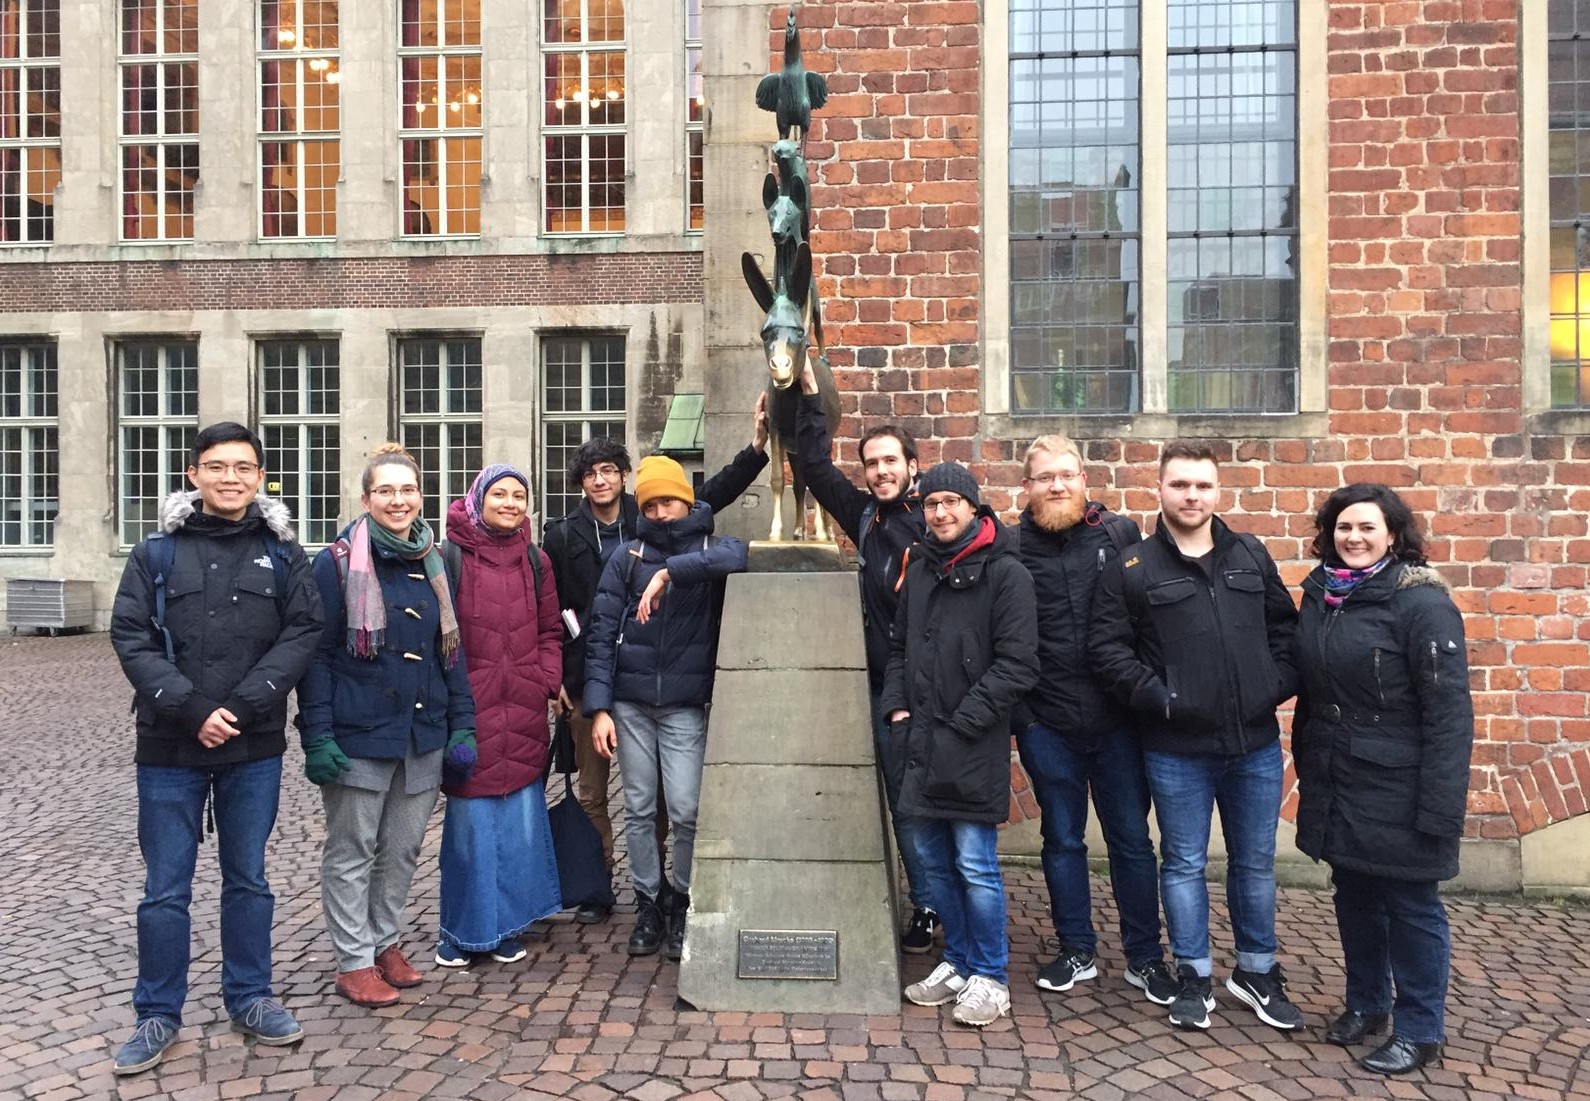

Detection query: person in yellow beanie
(580, 452), (748, 961)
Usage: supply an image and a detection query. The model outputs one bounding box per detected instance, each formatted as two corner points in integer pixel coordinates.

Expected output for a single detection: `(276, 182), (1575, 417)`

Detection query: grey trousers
(320, 759), (439, 972)
(611, 701), (706, 899)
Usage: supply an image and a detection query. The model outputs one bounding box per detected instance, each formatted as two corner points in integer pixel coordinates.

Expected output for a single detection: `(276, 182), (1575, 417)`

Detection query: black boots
(658, 882), (690, 961)
(1360, 1035), (1442, 1075)
(627, 893), (664, 956)
(1325, 1009), (1389, 1046)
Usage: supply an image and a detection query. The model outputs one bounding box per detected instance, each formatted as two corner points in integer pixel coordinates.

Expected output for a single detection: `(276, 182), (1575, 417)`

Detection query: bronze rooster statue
(755, 9), (829, 141)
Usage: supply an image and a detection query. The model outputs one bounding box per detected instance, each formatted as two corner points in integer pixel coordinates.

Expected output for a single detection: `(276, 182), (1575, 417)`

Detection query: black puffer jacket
(1293, 562), (1474, 881)
(880, 513), (1039, 823)
(1090, 516), (1299, 756)
(795, 392), (923, 687)
(581, 502), (749, 713)
(110, 491), (322, 767)
(1013, 505), (1137, 748)
(543, 444), (768, 695)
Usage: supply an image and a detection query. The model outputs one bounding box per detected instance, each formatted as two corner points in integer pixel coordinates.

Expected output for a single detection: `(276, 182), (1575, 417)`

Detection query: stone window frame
(684, 0), (703, 234)
(255, 336), (340, 546)
(0, 339), (58, 549)
(118, 0), (200, 242)
(538, 331), (627, 521)
(397, 0), (484, 238)
(982, 0), (1329, 440)
(1522, 1), (1590, 435)
(540, 0), (627, 236)
(115, 338), (199, 547)
(257, 0), (341, 240)
(0, 0), (61, 246)
(395, 333), (483, 542)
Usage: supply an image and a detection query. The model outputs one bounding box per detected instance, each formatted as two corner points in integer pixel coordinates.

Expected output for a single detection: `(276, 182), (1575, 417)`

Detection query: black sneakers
(901, 908), (939, 954)
(1168, 964), (1215, 1030)
(1035, 944), (1098, 993)
(1124, 957), (1178, 1006)
(1225, 965), (1304, 1030)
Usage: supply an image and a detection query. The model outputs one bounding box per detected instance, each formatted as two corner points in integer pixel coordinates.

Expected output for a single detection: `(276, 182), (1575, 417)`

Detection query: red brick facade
(793, 1), (1589, 843)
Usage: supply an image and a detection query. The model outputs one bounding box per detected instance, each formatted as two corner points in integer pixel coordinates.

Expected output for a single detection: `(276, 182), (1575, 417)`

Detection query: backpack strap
(855, 500), (878, 567)
(146, 532), (177, 664)
(329, 538), (352, 587)
(441, 540), (463, 593)
(528, 544), (544, 589)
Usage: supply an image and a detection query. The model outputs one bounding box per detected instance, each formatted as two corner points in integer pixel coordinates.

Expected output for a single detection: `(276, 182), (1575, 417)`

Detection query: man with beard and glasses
(1011, 436), (1176, 1008)
(793, 356), (937, 954)
(1090, 440), (1302, 1034)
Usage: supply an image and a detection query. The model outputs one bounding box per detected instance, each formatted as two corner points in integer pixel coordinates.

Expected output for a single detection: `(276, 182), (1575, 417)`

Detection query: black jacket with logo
(543, 444), (768, 695)
(1089, 515), (1299, 757)
(1293, 562), (1473, 881)
(881, 513), (1039, 823)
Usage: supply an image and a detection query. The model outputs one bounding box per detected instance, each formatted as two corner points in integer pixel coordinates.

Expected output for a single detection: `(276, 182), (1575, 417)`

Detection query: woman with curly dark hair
(1293, 484), (1474, 1075)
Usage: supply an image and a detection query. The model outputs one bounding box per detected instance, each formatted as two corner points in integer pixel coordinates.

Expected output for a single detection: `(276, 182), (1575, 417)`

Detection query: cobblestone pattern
(2, 634), (1588, 1101)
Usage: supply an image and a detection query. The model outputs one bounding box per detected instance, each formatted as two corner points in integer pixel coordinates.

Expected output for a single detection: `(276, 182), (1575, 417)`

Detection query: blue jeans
(612, 702), (706, 898)
(1016, 721), (1163, 964)
(870, 686), (928, 912)
(1332, 867), (1450, 1044)
(911, 818), (1009, 984)
(134, 756), (282, 1023)
(1143, 740), (1282, 977)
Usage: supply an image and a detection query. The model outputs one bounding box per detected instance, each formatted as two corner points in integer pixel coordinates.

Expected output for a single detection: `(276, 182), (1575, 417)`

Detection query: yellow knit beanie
(633, 455), (695, 510)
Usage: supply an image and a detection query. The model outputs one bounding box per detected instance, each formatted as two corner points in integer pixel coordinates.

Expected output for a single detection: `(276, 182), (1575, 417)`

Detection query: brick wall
(791, 0), (1590, 844)
(0, 253), (704, 313)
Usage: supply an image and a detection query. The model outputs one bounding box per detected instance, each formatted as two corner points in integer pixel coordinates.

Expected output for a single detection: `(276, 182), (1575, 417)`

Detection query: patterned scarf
(1322, 554), (1392, 607)
(464, 463), (530, 532)
(342, 513), (460, 665)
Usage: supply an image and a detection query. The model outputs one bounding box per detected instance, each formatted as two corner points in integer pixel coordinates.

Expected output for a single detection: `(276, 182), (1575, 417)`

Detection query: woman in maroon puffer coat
(434, 465), (564, 966)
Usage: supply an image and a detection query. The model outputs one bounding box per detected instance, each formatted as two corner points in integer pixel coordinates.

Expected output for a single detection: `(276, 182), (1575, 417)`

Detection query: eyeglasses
(1025, 470), (1084, 488)
(923, 495), (966, 514)
(369, 486), (422, 501)
(198, 461), (260, 477)
(582, 464), (624, 483)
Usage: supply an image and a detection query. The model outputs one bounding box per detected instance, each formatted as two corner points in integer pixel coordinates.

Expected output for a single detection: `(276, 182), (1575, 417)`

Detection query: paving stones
(1, 633), (1589, 1100)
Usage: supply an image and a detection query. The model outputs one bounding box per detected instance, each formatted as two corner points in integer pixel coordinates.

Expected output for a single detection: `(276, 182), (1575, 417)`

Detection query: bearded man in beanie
(882, 462), (1038, 1028)
(581, 455), (749, 960)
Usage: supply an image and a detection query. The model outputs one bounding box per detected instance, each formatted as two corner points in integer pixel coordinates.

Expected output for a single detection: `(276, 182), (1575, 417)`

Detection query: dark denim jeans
(910, 818), (1009, 984)
(1143, 740), (1282, 977)
(1332, 866), (1451, 1044)
(869, 686), (928, 911)
(1016, 721), (1163, 964)
(134, 756), (282, 1023)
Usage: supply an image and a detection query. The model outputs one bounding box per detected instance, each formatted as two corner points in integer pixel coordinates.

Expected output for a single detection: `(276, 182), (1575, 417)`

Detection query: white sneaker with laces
(951, 975), (1012, 1028)
(904, 961), (967, 1006)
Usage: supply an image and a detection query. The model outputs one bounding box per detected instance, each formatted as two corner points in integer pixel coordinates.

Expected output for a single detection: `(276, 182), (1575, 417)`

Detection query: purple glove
(443, 728), (477, 785)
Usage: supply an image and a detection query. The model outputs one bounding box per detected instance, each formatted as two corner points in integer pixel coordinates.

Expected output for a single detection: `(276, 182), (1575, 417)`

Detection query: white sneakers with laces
(951, 974), (1012, 1028)
(904, 961), (967, 1006)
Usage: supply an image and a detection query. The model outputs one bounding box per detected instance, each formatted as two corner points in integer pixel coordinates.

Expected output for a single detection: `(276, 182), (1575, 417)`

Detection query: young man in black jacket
(543, 404), (769, 922)
(108, 423), (323, 1075)
(1090, 441), (1302, 1033)
(883, 463), (1038, 1028)
(793, 357), (938, 952)
(1013, 435), (1175, 1006)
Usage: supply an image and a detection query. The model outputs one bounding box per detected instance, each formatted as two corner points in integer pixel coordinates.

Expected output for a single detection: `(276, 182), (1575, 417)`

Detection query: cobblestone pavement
(2, 633), (1588, 1101)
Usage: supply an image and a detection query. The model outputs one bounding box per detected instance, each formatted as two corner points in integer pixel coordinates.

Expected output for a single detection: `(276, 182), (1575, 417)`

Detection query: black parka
(880, 513), (1039, 823)
(543, 444), (768, 695)
(1089, 515), (1299, 756)
(1293, 562), (1474, 881)
(1013, 505), (1137, 748)
(110, 491), (322, 767)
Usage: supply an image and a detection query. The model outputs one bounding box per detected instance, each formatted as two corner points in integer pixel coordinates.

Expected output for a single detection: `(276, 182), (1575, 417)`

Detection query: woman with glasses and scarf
(1293, 483), (1473, 1075)
(433, 464), (563, 968)
(298, 443), (477, 1008)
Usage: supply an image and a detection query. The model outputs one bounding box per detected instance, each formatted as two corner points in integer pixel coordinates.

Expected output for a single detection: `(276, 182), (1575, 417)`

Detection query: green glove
(303, 737), (352, 786)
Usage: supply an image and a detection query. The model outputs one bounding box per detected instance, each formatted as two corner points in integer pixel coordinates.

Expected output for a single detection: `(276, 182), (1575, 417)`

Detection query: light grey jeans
(611, 701), (707, 900)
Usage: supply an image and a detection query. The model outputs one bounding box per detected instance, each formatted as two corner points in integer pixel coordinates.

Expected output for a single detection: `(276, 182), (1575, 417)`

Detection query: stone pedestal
(678, 560), (901, 1013)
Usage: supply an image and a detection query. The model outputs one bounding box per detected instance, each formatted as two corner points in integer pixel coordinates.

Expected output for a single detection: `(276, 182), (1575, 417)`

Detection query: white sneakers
(904, 964), (1011, 1028)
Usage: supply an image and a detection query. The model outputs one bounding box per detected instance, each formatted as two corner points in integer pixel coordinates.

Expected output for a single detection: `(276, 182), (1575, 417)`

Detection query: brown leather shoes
(335, 966), (400, 1007)
(374, 944), (423, 989)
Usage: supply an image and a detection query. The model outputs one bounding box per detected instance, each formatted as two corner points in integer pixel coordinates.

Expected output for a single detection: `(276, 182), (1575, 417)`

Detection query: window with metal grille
(118, 341), (198, 545)
(0, 340), (57, 546)
(259, 0), (339, 239)
(1549, 0), (1590, 408)
(119, 0), (199, 241)
(685, 0), (703, 232)
(399, 0), (481, 237)
(540, 333), (625, 521)
(543, 0), (625, 234)
(0, 0), (61, 245)
(258, 339), (340, 545)
(398, 336), (481, 540)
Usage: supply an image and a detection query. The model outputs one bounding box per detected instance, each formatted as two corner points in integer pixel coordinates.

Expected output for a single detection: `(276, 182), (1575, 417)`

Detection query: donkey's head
(743, 244), (813, 390)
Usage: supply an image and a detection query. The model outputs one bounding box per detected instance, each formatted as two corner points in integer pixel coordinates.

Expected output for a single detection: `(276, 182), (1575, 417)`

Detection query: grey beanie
(916, 462), (981, 507)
